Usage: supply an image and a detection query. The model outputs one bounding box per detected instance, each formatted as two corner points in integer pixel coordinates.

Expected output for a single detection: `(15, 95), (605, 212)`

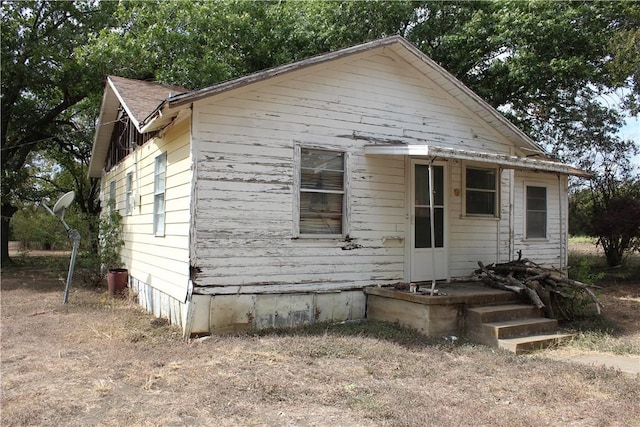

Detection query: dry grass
(2, 256), (639, 426)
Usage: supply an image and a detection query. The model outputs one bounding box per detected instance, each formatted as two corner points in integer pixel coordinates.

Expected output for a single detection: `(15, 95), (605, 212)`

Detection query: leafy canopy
(2, 0), (638, 264)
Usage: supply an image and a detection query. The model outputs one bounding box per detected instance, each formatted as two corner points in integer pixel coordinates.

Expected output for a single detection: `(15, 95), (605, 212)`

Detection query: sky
(620, 115), (640, 167)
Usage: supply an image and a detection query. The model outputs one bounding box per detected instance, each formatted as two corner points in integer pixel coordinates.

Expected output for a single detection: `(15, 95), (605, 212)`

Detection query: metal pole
(63, 229), (81, 304)
(428, 160), (437, 295)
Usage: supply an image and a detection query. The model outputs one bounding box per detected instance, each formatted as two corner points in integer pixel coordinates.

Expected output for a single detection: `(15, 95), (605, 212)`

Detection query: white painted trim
(523, 181), (549, 240)
(461, 161), (500, 218)
(153, 152), (167, 237)
(293, 144), (349, 238)
(409, 158), (449, 282)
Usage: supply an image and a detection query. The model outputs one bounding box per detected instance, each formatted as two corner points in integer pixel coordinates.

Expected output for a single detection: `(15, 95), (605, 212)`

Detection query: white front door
(411, 160), (448, 282)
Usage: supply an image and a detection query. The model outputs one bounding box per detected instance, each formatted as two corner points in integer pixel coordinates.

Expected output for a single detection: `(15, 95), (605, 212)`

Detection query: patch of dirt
(2, 259), (639, 426)
(599, 283), (640, 339)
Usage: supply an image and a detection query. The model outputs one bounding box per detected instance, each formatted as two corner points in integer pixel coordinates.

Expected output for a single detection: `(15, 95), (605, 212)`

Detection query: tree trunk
(1, 203), (18, 266)
(604, 247), (623, 268)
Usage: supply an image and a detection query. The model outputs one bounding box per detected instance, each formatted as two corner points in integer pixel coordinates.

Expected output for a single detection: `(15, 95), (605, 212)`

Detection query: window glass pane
(301, 149), (343, 171)
(527, 186), (546, 210)
(299, 216), (342, 235)
(155, 154), (166, 193)
(526, 186), (546, 238)
(433, 166), (444, 205)
(301, 169), (343, 191)
(153, 153), (166, 236)
(526, 212), (546, 238)
(300, 191), (343, 214)
(300, 193), (342, 234)
(155, 172), (165, 194)
(467, 167), (495, 190)
(154, 194), (165, 235)
(466, 190), (495, 215)
(415, 165), (443, 206)
(299, 148), (344, 235)
(126, 173), (132, 215)
(465, 167), (496, 215)
(415, 207), (444, 248)
(415, 165), (429, 205)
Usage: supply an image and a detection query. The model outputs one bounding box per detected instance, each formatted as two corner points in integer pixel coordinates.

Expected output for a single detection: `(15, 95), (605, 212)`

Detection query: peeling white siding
(190, 49), (524, 293)
(512, 171), (568, 269)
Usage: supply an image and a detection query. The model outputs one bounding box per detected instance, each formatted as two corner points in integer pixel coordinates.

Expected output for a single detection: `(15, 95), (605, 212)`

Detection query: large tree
(3, 0), (638, 265)
(1, 0), (116, 264)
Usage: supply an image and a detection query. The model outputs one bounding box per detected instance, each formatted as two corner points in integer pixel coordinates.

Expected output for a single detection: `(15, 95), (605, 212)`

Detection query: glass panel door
(411, 161), (447, 282)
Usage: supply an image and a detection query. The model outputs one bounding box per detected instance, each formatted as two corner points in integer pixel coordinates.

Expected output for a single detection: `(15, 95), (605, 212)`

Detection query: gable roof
(90, 36), (587, 178)
(88, 77), (187, 177)
(108, 76), (188, 128)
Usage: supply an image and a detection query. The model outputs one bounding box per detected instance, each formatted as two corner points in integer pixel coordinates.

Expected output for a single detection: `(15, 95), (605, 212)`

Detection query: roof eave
(88, 80), (119, 178)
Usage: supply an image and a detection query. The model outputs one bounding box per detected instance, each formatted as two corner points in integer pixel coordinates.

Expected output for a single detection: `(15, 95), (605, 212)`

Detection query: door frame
(406, 157), (449, 283)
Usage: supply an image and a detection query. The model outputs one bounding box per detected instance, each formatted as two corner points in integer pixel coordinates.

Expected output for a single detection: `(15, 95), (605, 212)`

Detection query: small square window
(465, 167), (497, 216)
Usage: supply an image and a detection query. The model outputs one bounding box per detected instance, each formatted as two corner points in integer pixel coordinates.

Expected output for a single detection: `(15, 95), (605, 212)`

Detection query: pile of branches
(475, 252), (603, 320)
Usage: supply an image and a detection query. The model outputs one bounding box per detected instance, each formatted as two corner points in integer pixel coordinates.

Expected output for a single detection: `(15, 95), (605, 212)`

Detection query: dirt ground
(1, 249), (639, 426)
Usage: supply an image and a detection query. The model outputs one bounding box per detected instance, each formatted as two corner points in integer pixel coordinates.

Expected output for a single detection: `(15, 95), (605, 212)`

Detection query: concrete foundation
(189, 290), (367, 335)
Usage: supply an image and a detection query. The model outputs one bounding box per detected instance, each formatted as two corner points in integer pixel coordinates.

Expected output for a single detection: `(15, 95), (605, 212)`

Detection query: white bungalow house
(89, 36), (588, 337)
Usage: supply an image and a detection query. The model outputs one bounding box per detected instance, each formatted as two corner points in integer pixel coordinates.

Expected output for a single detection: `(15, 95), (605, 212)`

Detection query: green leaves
(2, 0), (638, 264)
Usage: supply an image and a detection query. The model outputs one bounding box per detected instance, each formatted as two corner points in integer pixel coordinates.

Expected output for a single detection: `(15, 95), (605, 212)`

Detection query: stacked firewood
(475, 251), (603, 319)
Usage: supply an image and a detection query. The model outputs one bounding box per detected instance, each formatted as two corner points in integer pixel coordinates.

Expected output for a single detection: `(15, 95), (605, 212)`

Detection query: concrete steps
(466, 304), (571, 354)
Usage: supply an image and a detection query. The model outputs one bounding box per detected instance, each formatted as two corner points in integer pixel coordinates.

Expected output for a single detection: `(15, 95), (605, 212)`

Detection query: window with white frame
(153, 152), (167, 236)
(125, 172), (133, 216)
(298, 148), (345, 236)
(465, 166), (497, 216)
(526, 185), (547, 238)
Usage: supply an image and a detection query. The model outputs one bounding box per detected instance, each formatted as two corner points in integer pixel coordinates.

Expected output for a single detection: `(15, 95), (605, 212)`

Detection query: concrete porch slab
(365, 282), (524, 337)
(365, 282), (524, 306)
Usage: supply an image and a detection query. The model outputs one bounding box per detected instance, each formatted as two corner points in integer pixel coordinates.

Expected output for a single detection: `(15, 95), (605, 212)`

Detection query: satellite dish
(52, 191), (75, 216)
(40, 190), (81, 304)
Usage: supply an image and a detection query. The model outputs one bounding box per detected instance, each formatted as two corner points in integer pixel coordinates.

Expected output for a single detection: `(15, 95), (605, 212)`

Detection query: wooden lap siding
(513, 171), (568, 268)
(110, 119), (192, 302)
(190, 50), (521, 293)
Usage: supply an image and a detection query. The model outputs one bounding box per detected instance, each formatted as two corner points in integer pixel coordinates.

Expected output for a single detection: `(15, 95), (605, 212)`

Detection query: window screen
(526, 186), (547, 238)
